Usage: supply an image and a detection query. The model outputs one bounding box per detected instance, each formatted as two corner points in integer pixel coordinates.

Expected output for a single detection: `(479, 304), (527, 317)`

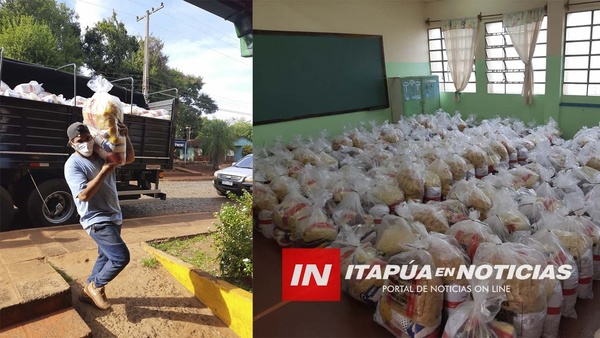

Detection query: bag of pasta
(438, 199), (470, 225)
(82, 76), (127, 165)
(374, 248), (443, 338)
(446, 219), (501, 261)
(443, 279), (514, 338)
(257, 209), (275, 239)
(395, 201), (449, 234)
(473, 242), (548, 338)
(397, 160), (426, 202)
(424, 233), (470, 317)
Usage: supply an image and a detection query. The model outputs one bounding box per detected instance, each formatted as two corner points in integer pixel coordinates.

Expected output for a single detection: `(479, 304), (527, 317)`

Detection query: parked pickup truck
(0, 57), (178, 229)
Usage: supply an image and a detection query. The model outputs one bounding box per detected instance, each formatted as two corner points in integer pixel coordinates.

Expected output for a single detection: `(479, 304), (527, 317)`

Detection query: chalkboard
(254, 30), (389, 125)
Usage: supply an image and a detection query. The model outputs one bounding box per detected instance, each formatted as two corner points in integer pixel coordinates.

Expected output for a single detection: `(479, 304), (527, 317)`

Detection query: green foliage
(242, 145), (253, 156)
(213, 192), (253, 281)
(140, 257), (158, 269)
(230, 119), (252, 140)
(0, 15), (59, 65)
(150, 234), (218, 275)
(0, 0), (82, 66)
(82, 11), (139, 77)
(198, 119), (234, 170)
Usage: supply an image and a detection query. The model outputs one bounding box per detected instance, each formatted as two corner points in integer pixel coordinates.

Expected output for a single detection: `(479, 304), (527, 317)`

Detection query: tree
(0, 0), (82, 66)
(82, 11), (139, 77)
(230, 119), (252, 140)
(0, 15), (59, 65)
(198, 119), (234, 170)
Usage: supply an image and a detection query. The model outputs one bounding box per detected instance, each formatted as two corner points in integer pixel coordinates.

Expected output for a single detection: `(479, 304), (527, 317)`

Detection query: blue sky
(65, 0), (252, 122)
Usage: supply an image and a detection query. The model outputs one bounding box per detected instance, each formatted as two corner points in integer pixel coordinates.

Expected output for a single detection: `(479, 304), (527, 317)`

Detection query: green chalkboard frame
(254, 30), (389, 125)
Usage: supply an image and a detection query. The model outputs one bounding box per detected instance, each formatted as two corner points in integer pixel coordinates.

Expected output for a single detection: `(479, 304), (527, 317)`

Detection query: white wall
(254, 0), (430, 63)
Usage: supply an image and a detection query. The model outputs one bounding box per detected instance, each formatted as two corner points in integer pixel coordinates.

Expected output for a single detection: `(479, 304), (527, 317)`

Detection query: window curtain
(441, 17), (479, 101)
(503, 7), (545, 105)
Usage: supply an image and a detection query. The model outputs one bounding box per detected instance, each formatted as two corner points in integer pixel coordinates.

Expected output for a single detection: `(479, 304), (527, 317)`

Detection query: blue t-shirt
(64, 154), (122, 231)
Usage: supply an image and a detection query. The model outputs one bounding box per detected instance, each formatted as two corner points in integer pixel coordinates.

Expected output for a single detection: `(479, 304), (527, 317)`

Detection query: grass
(141, 257), (159, 269)
(150, 234), (219, 276)
(49, 263), (74, 283)
(150, 233), (252, 292)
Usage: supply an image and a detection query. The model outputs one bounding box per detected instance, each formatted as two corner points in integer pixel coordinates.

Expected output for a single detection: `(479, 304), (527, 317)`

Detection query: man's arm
(77, 163), (117, 202)
(118, 121), (135, 164)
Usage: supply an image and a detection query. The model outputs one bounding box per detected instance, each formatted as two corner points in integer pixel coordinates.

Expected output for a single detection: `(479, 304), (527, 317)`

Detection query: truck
(0, 57), (178, 230)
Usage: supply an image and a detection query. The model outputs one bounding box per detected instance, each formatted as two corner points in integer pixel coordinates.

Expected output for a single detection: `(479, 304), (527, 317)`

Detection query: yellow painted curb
(142, 242), (252, 338)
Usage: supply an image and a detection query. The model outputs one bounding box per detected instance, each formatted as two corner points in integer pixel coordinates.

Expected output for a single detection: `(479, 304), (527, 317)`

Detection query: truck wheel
(0, 187), (15, 230)
(26, 179), (78, 227)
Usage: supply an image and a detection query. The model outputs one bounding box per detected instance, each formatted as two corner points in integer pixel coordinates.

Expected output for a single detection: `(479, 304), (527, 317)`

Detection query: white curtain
(503, 7), (545, 105)
(441, 17), (479, 101)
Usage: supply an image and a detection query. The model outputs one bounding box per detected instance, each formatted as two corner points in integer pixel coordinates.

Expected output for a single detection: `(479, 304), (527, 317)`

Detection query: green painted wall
(440, 59), (546, 125)
(253, 62), (431, 147)
(438, 57), (600, 139)
(559, 96), (600, 139)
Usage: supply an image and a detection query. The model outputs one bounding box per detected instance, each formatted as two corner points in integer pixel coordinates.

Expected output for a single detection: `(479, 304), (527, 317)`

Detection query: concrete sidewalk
(0, 212), (218, 336)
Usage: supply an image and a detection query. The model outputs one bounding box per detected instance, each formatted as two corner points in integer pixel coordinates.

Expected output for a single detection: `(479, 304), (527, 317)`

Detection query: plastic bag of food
(539, 213), (594, 299)
(446, 219), (501, 261)
(272, 189), (311, 233)
(395, 201), (449, 234)
(442, 279), (512, 338)
(257, 209), (275, 239)
(378, 121), (403, 143)
(374, 249), (443, 338)
(484, 189), (532, 241)
(82, 76), (127, 165)
(438, 199), (470, 225)
(253, 182), (279, 211)
(296, 164), (331, 196)
(447, 179), (493, 214)
(423, 171), (442, 202)
(444, 153), (469, 182)
(340, 241), (387, 307)
(270, 175), (301, 201)
(527, 230), (579, 319)
(424, 233), (470, 317)
(370, 178), (405, 212)
(578, 141), (600, 170)
(428, 158), (454, 199)
(13, 80), (44, 95)
(510, 167), (541, 189)
(332, 134), (353, 151)
(292, 198), (338, 246)
(332, 191), (366, 227)
(473, 242), (548, 338)
(292, 146), (320, 165)
(396, 160), (426, 202)
(586, 185), (600, 222)
(375, 215), (427, 257)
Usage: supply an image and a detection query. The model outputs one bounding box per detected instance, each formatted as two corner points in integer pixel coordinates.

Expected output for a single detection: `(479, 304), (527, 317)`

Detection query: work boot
(84, 281), (111, 310)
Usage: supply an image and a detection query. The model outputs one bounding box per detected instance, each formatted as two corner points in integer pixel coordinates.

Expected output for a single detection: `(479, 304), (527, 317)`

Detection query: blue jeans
(87, 222), (130, 288)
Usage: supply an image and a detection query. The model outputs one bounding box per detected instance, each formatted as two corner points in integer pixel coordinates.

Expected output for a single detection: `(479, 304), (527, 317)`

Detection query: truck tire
(26, 179), (78, 227)
(0, 187), (15, 230)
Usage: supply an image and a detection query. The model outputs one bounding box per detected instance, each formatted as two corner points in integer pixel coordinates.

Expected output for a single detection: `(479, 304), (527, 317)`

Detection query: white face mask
(73, 140), (94, 157)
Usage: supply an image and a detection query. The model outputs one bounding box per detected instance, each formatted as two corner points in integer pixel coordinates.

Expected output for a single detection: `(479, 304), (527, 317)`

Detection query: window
(563, 10), (600, 96)
(428, 28), (476, 93)
(485, 17), (547, 94)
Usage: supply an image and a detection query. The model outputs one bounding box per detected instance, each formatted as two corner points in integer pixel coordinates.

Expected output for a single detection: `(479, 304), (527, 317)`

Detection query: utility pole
(136, 2), (164, 101)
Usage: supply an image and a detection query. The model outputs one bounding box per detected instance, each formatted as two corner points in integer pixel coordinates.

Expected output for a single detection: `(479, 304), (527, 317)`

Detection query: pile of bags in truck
(0, 78), (170, 120)
(253, 111), (600, 338)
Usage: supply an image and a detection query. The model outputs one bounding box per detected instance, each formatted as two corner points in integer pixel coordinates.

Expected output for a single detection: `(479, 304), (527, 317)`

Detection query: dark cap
(67, 122), (90, 141)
